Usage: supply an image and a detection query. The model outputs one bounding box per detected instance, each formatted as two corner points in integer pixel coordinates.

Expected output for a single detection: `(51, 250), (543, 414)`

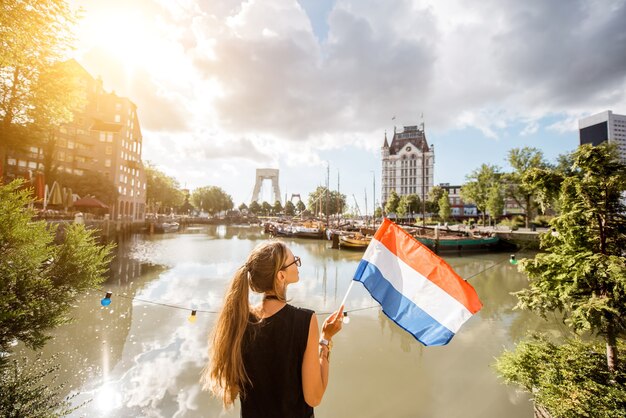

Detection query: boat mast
(372, 170), (376, 227)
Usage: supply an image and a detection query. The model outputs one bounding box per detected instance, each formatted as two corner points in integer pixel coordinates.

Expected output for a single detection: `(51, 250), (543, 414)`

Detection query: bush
(499, 215), (524, 230)
(0, 355), (83, 417)
(533, 215), (553, 228)
(496, 336), (626, 417)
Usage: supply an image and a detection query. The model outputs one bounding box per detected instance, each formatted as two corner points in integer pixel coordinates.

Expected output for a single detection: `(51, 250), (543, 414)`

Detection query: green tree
(374, 206), (383, 219)
(384, 190), (400, 214)
(191, 186), (233, 216)
(438, 190), (451, 222)
(0, 0), (79, 178)
(0, 180), (113, 415)
(261, 201), (272, 216)
(504, 147), (547, 228)
(284, 200), (296, 216)
(145, 164), (185, 213)
(55, 170), (118, 207)
(496, 144), (626, 416)
(307, 186), (346, 216)
(272, 200), (283, 215)
(238, 203), (248, 212)
(397, 194), (420, 219)
(515, 143), (626, 371)
(486, 183), (504, 226)
(0, 355), (80, 417)
(296, 200), (306, 214)
(248, 201), (261, 215)
(496, 336), (626, 418)
(461, 164), (500, 225)
(428, 186), (445, 214)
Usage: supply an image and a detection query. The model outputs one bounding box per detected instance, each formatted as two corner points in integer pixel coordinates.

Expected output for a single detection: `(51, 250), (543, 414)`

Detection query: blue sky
(73, 0), (626, 213)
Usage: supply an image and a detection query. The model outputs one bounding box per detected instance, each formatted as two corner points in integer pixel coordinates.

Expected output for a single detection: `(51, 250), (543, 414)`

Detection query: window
(107, 133), (113, 142)
(67, 140), (75, 149)
(66, 155), (73, 163)
(58, 138), (67, 148)
(105, 159), (111, 167)
(100, 132), (106, 142)
(115, 114), (121, 123)
(28, 161), (37, 169)
(74, 169), (84, 176)
(105, 146), (112, 155)
(8, 158), (17, 166)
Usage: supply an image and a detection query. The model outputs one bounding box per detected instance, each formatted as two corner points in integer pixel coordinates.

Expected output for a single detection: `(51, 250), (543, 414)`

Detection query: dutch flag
(353, 219), (482, 346)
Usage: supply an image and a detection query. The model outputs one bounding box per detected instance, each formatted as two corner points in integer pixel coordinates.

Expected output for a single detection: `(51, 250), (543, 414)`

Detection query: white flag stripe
(363, 239), (473, 333)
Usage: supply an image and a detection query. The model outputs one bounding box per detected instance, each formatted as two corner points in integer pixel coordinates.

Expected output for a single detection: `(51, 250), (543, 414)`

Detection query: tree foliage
(384, 190), (400, 214)
(307, 186), (346, 216)
(284, 200), (295, 216)
(261, 201), (272, 215)
(486, 183), (505, 225)
(496, 336), (626, 418)
(0, 0), (79, 172)
(191, 186), (233, 216)
(55, 170), (118, 206)
(0, 180), (114, 352)
(427, 185), (445, 214)
(515, 144), (626, 369)
(438, 190), (451, 221)
(504, 147), (547, 227)
(397, 194), (420, 218)
(497, 144), (626, 417)
(145, 164), (185, 213)
(248, 201), (261, 215)
(272, 200), (283, 215)
(461, 164), (500, 224)
(0, 355), (82, 417)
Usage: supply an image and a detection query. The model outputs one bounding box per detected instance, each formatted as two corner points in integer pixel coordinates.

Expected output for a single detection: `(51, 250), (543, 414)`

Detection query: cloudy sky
(73, 0), (626, 212)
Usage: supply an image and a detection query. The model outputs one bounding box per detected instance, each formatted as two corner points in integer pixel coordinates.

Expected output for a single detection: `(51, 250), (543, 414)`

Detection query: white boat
(155, 221), (180, 233)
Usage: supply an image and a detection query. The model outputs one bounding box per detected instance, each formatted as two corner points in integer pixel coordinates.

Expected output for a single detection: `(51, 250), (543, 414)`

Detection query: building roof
(90, 120), (123, 132)
(388, 125), (429, 155)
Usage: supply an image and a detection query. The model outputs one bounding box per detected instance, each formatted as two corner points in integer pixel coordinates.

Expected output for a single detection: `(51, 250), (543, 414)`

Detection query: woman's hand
(321, 305), (344, 340)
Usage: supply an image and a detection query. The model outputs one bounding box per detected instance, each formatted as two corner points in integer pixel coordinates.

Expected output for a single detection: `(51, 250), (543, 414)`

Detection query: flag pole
(340, 280), (355, 309)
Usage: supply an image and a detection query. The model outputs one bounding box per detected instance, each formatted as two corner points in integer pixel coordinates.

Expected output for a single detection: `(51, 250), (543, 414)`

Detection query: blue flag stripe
(353, 260), (455, 346)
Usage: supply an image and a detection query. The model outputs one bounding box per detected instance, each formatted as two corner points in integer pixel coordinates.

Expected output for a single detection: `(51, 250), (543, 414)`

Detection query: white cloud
(74, 0), (626, 202)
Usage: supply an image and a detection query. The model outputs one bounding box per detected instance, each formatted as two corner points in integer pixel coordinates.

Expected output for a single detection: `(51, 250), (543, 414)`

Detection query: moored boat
(339, 233), (372, 250)
(415, 235), (504, 252)
(154, 221), (180, 233)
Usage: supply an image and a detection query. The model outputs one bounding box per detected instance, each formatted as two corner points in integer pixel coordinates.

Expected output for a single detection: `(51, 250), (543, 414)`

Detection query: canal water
(19, 225), (563, 417)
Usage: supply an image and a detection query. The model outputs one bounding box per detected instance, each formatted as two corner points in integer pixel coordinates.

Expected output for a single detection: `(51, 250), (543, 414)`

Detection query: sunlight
(94, 382), (123, 414)
(78, 8), (173, 76)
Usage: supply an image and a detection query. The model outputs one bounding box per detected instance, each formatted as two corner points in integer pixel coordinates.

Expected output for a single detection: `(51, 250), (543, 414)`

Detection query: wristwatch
(319, 338), (333, 350)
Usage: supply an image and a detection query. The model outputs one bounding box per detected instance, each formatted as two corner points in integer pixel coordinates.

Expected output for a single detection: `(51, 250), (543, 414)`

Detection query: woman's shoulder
(285, 304), (315, 318)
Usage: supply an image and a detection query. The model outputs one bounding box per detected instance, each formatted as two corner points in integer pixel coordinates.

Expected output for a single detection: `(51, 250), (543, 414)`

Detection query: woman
(202, 241), (344, 417)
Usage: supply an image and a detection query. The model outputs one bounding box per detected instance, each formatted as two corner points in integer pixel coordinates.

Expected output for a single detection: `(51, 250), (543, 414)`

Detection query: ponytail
(202, 265), (251, 406)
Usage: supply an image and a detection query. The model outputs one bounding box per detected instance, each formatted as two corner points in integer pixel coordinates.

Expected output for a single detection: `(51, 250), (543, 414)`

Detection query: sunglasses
(281, 256), (301, 270)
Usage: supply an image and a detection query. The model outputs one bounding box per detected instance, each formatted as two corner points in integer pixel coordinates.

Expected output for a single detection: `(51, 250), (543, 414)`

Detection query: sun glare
(78, 8), (176, 77)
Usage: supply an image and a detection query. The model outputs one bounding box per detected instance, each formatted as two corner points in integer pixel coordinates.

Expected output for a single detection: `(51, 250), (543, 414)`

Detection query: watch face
(405, 146), (411, 152)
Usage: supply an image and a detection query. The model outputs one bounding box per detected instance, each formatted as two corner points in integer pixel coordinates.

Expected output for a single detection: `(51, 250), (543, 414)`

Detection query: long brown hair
(201, 241), (289, 407)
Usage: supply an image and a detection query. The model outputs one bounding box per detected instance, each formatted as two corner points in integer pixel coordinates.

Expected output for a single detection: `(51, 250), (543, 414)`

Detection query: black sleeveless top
(241, 304), (315, 418)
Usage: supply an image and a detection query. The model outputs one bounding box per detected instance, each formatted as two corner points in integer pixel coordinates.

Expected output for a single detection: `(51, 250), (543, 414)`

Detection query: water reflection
(15, 226), (561, 417)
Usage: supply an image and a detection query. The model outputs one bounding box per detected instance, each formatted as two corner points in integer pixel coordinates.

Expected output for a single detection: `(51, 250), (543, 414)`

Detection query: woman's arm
(301, 307), (343, 407)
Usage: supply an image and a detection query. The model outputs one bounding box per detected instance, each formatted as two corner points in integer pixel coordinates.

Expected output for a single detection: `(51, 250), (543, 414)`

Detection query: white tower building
(381, 124), (434, 208)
